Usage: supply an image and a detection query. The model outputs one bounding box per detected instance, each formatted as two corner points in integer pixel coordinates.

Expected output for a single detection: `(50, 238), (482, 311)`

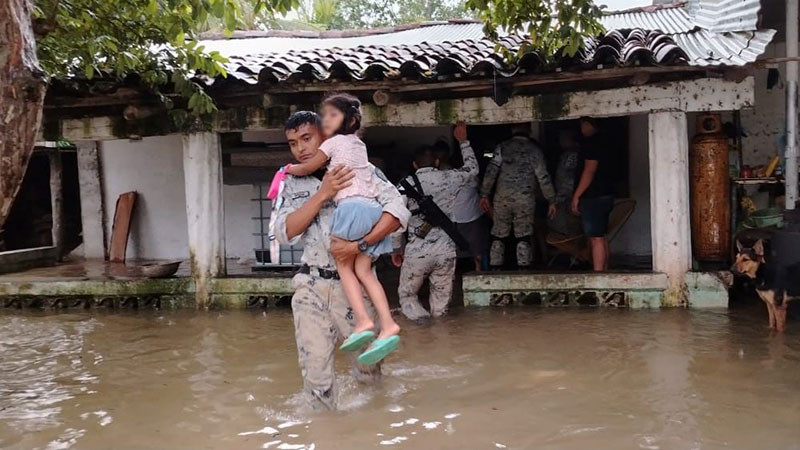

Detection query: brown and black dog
(732, 239), (798, 332)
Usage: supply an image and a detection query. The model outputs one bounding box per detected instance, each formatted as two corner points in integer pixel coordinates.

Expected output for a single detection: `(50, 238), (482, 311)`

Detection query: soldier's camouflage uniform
(274, 166), (409, 410)
(393, 140), (478, 320)
(548, 149), (583, 236)
(480, 135), (556, 267)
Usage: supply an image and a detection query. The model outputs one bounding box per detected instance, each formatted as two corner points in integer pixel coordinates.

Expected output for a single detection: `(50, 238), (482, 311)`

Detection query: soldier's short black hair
(414, 145), (437, 168)
(432, 139), (450, 161)
(580, 116), (599, 128)
(284, 111), (322, 132)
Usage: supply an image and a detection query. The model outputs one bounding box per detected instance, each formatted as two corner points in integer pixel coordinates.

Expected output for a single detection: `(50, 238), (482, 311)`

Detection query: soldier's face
(285, 123), (324, 163)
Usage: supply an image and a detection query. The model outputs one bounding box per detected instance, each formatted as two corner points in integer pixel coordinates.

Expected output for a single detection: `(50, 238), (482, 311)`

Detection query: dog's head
(732, 239), (765, 279)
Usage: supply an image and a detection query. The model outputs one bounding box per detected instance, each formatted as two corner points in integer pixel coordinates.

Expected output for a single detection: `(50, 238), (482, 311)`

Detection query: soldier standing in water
(480, 123), (557, 269)
(273, 111), (410, 410)
(392, 122), (478, 320)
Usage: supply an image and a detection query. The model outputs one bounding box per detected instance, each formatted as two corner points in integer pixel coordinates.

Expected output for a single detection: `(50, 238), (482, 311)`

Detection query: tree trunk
(0, 0), (47, 231)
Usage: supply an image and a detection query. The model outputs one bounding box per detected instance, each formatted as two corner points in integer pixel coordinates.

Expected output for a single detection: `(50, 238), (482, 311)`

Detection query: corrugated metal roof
(673, 28), (776, 66)
(600, 6), (695, 34)
(201, 23), (486, 57)
(197, 2), (775, 87)
(687, 0), (762, 32)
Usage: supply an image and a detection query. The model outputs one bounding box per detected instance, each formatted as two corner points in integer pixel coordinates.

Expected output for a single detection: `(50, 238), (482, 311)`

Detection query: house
(0, 0), (790, 309)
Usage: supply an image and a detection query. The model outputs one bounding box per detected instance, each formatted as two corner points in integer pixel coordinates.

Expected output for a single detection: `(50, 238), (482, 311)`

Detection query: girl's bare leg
(337, 254), (375, 334)
(354, 253), (401, 340)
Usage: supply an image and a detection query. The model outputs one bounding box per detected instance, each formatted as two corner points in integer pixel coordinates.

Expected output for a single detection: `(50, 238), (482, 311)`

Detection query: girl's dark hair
(322, 93), (362, 135)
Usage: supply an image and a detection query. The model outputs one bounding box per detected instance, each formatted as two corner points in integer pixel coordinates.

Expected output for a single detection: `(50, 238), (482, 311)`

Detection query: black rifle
(399, 174), (471, 251)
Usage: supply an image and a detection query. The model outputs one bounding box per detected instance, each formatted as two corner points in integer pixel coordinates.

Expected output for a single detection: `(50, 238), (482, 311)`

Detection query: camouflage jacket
(274, 166), (410, 270)
(554, 149), (579, 204)
(479, 135), (556, 202)
(393, 140), (479, 258)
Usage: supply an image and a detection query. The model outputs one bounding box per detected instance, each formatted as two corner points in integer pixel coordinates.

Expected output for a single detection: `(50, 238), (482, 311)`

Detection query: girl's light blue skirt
(331, 197), (392, 258)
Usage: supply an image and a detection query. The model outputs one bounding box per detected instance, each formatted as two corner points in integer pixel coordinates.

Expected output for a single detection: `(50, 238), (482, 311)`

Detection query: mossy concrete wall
(0, 276), (293, 309)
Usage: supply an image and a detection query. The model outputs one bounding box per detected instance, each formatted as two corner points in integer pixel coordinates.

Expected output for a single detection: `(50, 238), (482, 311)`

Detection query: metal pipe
(786, 0), (799, 210)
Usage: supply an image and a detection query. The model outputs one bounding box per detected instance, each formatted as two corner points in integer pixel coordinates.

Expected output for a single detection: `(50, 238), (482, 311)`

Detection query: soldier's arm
(454, 140), (479, 182)
(373, 167), (411, 230)
(273, 177), (305, 246)
(479, 145), (502, 198)
(532, 146), (557, 203)
(391, 178), (411, 254)
(451, 122), (479, 182)
(277, 167), (353, 243)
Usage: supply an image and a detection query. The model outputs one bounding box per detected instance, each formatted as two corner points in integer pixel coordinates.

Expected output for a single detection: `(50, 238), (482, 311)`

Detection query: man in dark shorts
(571, 117), (614, 271)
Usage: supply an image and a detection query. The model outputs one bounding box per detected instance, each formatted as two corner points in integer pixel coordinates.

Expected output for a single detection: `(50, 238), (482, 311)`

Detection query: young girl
(284, 93), (400, 365)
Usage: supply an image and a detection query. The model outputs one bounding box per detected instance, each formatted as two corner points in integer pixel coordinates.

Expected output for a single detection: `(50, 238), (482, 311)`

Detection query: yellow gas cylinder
(690, 113), (731, 261)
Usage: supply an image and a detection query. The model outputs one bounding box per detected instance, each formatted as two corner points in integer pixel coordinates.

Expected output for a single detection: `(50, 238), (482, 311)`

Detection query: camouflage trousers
(490, 194), (536, 267)
(291, 272), (381, 411)
(397, 253), (456, 320)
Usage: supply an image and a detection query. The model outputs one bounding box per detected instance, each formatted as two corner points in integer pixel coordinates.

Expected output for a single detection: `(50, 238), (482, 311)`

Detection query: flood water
(1, 307), (799, 450)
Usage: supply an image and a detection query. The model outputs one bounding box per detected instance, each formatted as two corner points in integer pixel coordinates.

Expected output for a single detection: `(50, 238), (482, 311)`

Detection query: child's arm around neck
(286, 150), (328, 176)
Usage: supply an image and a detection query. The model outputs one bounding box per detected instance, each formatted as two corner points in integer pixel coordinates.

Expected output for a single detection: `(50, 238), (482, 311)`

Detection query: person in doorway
(479, 123), (557, 269)
(392, 122), (478, 320)
(572, 117), (614, 271)
(433, 139), (489, 272)
(273, 111), (410, 410)
(548, 128), (583, 237)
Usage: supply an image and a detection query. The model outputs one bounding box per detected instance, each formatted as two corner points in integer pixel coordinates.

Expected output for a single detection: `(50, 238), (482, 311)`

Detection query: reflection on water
(1, 308), (799, 449)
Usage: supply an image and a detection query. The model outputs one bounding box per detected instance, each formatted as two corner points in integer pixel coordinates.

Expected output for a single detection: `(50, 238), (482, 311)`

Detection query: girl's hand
(284, 164), (299, 176)
(319, 166), (354, 201)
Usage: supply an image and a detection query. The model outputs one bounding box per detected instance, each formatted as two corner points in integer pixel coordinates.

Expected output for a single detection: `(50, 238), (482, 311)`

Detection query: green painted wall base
(685, 271), (732, 308)
(463, 272), (669, 309)
(0, 271), (732, 310)
(0, 276), (294, 309)
(464, 271), (732, 309)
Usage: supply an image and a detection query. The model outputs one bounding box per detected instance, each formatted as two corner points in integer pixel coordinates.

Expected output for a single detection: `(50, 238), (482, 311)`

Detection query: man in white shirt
(433, 138), (488, 272)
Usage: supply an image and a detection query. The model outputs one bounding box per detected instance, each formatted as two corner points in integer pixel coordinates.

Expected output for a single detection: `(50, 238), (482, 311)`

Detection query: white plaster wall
(224, 184), (256, 260)
(741, 41), (791, 167)
(100, 136), (189, 260)
(612, 114), (652, 256)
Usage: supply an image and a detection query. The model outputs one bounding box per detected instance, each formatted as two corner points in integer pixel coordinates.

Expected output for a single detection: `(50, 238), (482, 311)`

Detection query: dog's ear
(754, 239), (765, 257)
(736, 240), (743, 252)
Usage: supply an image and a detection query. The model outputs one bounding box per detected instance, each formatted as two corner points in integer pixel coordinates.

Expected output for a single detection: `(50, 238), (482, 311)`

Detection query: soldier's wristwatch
(357, 239), (369, 252)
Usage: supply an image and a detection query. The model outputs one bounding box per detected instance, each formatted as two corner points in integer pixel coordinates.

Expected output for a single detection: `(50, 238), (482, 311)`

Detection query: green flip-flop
(357, 335), (400, 365)
(340, 330), (375, 352)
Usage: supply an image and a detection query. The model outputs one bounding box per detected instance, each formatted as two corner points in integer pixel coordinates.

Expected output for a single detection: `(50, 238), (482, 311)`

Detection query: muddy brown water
(1, 307), (799, 450)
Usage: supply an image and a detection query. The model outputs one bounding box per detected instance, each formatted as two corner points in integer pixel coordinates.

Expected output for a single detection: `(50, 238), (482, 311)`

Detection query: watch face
(358, 241), (368, 251)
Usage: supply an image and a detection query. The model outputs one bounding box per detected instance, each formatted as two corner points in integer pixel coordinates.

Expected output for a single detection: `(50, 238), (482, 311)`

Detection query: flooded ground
(1, 306), (799, 450)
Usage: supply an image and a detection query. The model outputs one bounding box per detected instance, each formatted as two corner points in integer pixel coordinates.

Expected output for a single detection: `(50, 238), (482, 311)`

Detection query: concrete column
(49, 149), (64, 260)
(76, 141), (107, 259)
(182, 132), (226, 308)
(648, 112), (691, 306)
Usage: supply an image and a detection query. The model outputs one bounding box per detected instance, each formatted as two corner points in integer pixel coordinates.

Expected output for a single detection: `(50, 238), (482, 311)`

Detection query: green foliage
(465, 0), (605, 62)
(323, 0), (470, 30)
(34, 0), (298, 126)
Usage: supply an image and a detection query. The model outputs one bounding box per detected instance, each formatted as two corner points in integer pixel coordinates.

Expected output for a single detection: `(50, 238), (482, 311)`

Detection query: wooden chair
(546, 198), (636, 266)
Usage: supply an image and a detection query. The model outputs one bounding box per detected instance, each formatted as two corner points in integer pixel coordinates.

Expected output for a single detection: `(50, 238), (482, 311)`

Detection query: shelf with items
(732, 177), (784, 185)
